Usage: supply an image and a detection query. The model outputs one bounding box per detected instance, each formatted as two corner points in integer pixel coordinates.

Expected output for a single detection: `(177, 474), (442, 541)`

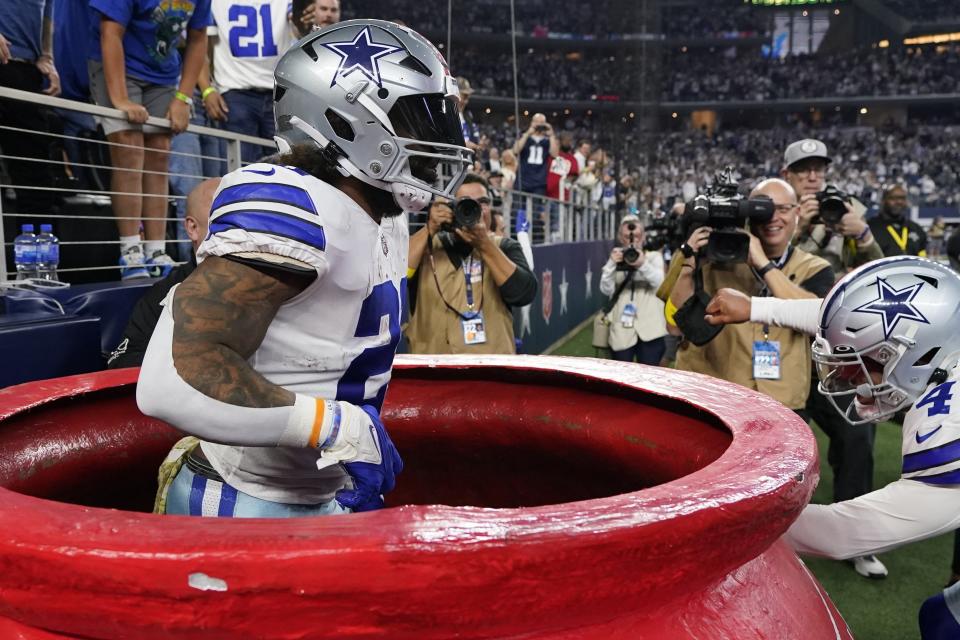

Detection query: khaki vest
(675, 248), (830, 410)
(407, 236), (516, 354)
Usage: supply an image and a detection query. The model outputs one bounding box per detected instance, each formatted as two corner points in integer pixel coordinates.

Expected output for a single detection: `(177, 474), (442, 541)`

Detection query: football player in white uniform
(137, 20), (472, 517)
(703, 256), (960, 638)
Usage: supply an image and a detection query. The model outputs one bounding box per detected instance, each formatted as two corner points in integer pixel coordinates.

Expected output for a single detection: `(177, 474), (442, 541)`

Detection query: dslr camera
(643, 209), (682, 253)
(437, 197), (484, 258)
(439, 198), (483, 231)
(814, 184), (851, 226)
(618, 222), (642, 271)
(683, 168), (775, 264)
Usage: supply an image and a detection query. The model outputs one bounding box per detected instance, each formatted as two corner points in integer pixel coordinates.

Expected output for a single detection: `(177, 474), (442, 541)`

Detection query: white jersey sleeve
(749, 296), (822, 337)
(901, 368), (960, 484)
(198, 163), (329, 276)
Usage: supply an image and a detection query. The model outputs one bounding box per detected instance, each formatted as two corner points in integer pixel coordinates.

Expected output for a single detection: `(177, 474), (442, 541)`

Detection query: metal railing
(0, 87), (614, 283)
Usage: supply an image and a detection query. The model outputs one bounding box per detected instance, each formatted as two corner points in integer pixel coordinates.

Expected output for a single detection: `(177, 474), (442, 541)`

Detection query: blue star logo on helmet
(853, 277), (929, 339)
(321, 26), (403, 88)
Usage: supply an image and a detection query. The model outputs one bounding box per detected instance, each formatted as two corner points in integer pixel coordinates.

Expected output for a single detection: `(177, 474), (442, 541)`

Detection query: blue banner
(514, 241), (612, 354)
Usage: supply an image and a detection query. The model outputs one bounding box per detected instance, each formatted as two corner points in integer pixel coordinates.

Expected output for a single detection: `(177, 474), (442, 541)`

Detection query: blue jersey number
(916, 381), (956, 418)
(335, 279), (404, 412)
(228, 5), (279, 58)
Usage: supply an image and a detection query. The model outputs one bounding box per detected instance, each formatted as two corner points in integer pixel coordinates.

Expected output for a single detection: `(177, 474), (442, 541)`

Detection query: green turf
(551, 323), (951, 639)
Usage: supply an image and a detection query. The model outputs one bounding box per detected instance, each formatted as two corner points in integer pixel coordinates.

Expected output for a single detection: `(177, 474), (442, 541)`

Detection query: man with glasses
(782, 138), (888, 580)
(784, 139), (883, 274)
(671, 178), (834, 414)
(406, 174), (537, 354)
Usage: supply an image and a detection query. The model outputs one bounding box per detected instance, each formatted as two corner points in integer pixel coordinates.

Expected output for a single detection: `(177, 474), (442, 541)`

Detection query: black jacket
(107, 258), (196, 369)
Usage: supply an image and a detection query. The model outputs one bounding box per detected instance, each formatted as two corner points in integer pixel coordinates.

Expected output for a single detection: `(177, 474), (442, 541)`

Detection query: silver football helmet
(273, 19), (472, 210)
(813, 256), (960, 424)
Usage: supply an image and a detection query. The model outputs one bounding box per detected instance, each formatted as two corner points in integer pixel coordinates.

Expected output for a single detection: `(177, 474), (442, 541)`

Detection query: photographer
(599, 215), (667, 365)
(784, 139), (883, 274)
(407, 174), (537, 354)
(670, 178), (833, 411)
(782, 139), (888, 579)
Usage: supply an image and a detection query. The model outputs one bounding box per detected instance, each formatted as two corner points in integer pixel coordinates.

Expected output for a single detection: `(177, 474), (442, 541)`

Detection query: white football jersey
(900, 364), (960, 485)
(208, 0), (295, 92)
(196, 163), (408, 504)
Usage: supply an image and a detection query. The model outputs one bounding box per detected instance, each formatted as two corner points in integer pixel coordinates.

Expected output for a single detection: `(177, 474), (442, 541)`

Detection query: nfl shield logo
(542, 270), (553, 324)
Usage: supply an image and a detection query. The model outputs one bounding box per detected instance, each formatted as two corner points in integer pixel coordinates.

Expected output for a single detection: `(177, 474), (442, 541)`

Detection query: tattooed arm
(170, 256), (313, 408)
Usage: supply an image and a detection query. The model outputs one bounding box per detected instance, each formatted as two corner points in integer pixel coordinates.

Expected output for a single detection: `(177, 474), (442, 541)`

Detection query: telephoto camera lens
(454, 198), (483, 228)
(622, 247), (640, 263)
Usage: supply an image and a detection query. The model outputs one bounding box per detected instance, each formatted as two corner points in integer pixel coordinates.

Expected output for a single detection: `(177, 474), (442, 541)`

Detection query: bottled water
(36, 224), (60, 281)
(13, 224), (38, 280)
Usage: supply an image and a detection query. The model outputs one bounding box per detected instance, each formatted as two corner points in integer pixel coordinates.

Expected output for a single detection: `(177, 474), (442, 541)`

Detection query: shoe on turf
(850, 554), (888, 579)
(146, 250), (176, 278)
(119, 245), (149, 280)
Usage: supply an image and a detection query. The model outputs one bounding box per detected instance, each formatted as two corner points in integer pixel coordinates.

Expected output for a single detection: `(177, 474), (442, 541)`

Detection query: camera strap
(673, 256), (723, 346)
(602, 270), (635, 316)
(427, 239), (484, 321)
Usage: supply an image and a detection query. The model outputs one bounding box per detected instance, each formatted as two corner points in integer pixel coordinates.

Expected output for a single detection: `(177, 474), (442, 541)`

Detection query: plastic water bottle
(13, 224), (38, 280)
(36, 224), (60, 281)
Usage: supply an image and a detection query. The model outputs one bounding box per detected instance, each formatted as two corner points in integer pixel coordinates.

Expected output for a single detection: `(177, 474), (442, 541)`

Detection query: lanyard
(886, 225), (909, 253)
(463, 257), (480, 309)
(427, 241), (484, 320)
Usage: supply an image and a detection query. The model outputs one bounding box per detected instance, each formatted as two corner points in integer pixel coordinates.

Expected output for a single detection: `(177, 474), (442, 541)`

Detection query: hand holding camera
(836, 208), (868, 240)
(427, 199), (455, 236)
(797, 194), (820, 230)
(684, 226), (713, 258)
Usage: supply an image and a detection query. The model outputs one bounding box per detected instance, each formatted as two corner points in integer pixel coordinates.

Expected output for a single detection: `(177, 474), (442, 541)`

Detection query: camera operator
(670, 178), (833, 412)
(782, 139), (889, 579)
(599, 215), (667, 365)
(869, 184), (927, 257)
(784, 139), (883, 274)
(407, 174), (537, 354)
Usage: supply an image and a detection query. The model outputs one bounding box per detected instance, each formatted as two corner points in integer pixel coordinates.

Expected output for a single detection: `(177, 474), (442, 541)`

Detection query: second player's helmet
(813, 256), (960, 424)
(273, 19), (472, 211)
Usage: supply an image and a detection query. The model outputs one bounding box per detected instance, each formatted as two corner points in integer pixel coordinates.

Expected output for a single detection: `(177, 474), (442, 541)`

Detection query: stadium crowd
(666, 44), (960, 102)
(881, 0), (960, 22)
(443, 43), (960, 103)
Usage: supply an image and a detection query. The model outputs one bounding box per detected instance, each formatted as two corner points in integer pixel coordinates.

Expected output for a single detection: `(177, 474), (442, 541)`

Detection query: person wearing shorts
(88, 0), (210, 279)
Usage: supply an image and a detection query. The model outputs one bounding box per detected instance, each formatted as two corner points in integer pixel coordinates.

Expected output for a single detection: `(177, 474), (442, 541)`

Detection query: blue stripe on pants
(189, 474), (207, 516)
(218, 483), (238, 517)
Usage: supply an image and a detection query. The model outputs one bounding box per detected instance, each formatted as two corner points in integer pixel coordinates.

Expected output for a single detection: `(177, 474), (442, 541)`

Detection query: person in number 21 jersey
(203, 0), (300, 163)
(137, 19), (473, 517)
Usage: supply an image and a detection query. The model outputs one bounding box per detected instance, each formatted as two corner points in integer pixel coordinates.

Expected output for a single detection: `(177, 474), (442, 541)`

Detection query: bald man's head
(749, 178), (799, 257)
(185, 178), (220, 252)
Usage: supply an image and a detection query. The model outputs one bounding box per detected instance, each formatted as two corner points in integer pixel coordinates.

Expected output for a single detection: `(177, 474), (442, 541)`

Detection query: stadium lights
(878, 39), (890, 48)
(904, 32), (960, 45)
(671, 112), (679, 118)
(860, 107), (868, 115)
(485, 107), (491, 114)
